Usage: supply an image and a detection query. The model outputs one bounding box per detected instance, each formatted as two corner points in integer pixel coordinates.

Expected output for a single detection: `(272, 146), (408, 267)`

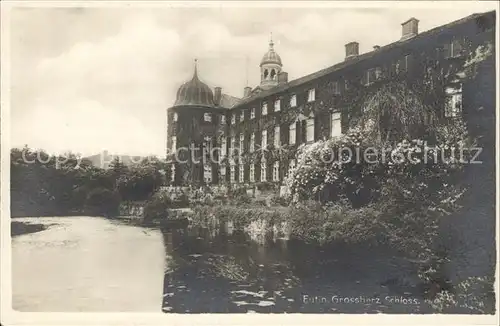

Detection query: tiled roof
(231, 11), (493, 109)
(219, 93), (241, 109)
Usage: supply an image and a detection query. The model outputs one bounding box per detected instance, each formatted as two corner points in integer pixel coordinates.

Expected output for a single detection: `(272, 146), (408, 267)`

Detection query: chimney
(243, 86), (252, 97)
(373, 45), (380, 51)
(401, 17), (419, 40)
(214, 87), (222, 105)
(278, 71), (288, 85)
(345, 42), (359, 60)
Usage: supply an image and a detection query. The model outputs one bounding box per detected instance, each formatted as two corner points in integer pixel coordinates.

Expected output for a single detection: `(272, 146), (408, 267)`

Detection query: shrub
(270, 194), (290, 207)
(427, 276), (495, 313)
(85, 187), (121, 217)
(143, 192), (171, 222)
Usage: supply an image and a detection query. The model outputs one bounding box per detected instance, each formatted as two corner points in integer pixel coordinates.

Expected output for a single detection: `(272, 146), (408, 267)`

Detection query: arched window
(270, 69), (276, 80)
(263, 69), (269, 79)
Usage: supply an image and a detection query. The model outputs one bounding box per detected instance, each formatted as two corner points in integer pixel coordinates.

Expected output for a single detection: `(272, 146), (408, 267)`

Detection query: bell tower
(260, 34), (282, 90)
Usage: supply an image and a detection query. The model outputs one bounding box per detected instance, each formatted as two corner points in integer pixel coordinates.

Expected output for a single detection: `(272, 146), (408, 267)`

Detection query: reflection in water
(161, 221), (427, 313)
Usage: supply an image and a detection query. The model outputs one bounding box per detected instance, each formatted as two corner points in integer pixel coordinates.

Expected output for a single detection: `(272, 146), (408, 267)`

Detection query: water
(12, 217), (165, 311)
(12, 216), (427, 313)
(161, 222), (427, 313)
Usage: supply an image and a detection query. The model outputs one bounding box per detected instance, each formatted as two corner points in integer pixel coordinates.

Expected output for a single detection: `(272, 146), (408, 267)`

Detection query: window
(330, 112), (341, 137)
(274, 126), (280, 147)
(239, 164), (244, 183)
(230, 162), (236, 183)
(261, 129), (267, 149)
(220, 115), (226, 124)
(204, 164), (212, 184)
(307, 88), (316, 102)
(444, 39), (463, 59)
(289, 159), (296, 170)
(240, 110), (245, 121)
(402, 55), (411, 72)
(220, 165), (226, 176)
(289, 122), (296, 145)
(275, 99), (281, 112)
(251, 107), (256, 119)
(273, 161), (280, 182)
(170, 165), (175, 182)
(290, 94), (297, 107)
(173, 112), (178, 122)
(444, 84), (463, 118)
(221, 137), (227, 157)
(306, 118), (315, 142)
(364, 68), (381, 85)
(239, 134), (244, 153)
(204, 113), (212, 122)
(250, 164), (255, 182)
(261, 160), (267, 182)
(332, 81), (340, 95)
(171, 136), (177, 152)
(262, 103), (268, 116)
(345, 80), (350, 90)
(231, 114), (236, 125)
(204, 136), (212, 151)
(250, 133), (255, 153)
(230, 137), (236, 155)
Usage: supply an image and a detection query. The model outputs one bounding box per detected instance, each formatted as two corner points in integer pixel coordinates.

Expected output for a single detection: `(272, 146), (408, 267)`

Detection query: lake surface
(12, 216), (165, 311)
(12, 216), (428, 313)
(161, 222), (428, 313)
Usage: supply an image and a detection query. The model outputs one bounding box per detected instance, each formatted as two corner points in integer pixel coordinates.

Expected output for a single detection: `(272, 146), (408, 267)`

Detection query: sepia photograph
(1, 1), (499, 325)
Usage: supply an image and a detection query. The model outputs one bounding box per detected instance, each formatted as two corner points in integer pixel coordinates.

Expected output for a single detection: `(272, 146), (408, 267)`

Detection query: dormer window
(290, 94), (297, 107)
(173, 112), (178, 122)
(307, 88), (316, 102)
(262, 103), (268, 116)
(204, 113), (212, 122)
(251, 107), (256, 119)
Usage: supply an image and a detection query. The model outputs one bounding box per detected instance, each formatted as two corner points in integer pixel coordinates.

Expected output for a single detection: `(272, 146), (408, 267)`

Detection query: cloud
(10, 5), (496, 156)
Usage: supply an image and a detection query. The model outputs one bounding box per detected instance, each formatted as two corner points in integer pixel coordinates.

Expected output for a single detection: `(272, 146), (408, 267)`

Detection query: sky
(8, 2), (497, 157)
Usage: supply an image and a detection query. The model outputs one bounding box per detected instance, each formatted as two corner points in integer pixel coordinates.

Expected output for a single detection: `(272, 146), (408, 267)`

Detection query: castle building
(166, 10), (495, 186)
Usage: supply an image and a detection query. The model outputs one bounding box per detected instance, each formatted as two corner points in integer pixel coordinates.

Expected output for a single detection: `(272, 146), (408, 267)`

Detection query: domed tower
(260, 35), (282, 90)
(166, 60), (222, 186)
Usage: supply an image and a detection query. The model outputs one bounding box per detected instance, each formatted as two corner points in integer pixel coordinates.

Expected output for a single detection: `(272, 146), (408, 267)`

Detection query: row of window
(231, 89), (316, 124)
(220, 112), (341, 156)
(170, 112), (341, 155)
(171, 112), (223, 124)
(223, 160), (294, 183)
(170, 160), (296, 184)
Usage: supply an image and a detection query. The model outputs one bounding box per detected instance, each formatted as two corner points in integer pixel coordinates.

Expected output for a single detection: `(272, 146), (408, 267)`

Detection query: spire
(269, 32), (274, 49)
(192, 58), (198, 80)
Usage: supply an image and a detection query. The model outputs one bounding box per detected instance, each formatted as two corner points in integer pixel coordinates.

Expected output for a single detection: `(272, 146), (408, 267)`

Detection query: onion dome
(174, 60), (215, 107)
(260, 38), (282, 67)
